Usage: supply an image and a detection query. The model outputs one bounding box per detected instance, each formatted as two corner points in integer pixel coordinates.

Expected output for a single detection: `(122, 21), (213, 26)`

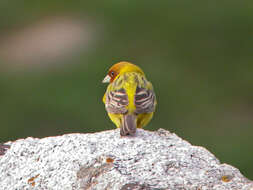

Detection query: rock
(0, 128), (252, 190)
(0, 144), (10, 156)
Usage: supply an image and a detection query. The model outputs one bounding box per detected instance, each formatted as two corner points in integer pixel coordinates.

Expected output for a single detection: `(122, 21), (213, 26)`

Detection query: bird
(102, 61), (157, 136)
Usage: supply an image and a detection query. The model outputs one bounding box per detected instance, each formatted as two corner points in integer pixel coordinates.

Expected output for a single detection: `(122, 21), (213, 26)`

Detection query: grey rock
(0, 128), (252, 190)
(0, 144), (10, 156)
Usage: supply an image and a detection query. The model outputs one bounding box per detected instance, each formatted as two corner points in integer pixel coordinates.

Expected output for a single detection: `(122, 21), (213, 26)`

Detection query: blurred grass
(0, 0), (253, 179)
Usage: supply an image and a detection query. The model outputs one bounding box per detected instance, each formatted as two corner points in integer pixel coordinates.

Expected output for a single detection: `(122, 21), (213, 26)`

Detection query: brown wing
(105, 88), (128, 114)
(134, 86), (156, 114)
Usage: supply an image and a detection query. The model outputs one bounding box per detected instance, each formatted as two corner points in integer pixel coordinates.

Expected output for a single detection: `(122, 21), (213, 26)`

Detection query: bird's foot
(120, 129), (137, 137)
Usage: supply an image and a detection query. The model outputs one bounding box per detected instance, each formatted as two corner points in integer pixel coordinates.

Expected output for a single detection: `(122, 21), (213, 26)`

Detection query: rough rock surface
(0, 128), (252, 190)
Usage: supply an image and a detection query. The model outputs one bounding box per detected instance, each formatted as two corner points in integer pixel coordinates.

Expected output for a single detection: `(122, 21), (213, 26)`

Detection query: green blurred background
(0, 0), (252, 179)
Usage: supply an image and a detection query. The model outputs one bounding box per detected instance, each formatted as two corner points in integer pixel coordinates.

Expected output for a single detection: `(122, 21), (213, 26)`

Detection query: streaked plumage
(102, 61), (157, 136)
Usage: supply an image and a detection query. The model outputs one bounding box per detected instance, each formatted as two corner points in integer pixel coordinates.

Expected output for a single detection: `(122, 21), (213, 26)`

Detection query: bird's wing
(105, 88), (128, 114)
(134, 86), (156, 114)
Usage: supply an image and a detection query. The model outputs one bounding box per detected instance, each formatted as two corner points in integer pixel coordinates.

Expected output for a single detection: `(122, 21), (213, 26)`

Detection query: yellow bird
(102, 61), (157, 136)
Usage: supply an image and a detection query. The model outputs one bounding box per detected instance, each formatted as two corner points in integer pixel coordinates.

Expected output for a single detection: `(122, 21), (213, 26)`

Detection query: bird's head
(102, 61), (144, 83)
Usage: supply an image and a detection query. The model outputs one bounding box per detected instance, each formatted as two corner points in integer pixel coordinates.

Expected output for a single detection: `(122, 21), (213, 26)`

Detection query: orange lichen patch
(221, 175), (232, 182)
(106, 157), (114, 163)
(28, 174), (40, 186)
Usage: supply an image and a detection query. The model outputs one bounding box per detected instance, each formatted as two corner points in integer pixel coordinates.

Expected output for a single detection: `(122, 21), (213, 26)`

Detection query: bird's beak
(102, 75), (111, 83)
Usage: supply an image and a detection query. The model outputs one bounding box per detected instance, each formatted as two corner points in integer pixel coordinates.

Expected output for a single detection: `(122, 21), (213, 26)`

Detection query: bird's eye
(111, 71), (114, 76)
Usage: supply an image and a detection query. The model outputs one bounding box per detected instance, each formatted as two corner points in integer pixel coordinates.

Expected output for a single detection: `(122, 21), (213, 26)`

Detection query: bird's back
(105, 72), (156, 114)
(104, 71), (156, 135)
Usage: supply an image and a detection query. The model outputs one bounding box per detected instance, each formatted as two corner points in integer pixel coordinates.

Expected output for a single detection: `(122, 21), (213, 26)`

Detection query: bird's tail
(120, 114), (137, 136)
